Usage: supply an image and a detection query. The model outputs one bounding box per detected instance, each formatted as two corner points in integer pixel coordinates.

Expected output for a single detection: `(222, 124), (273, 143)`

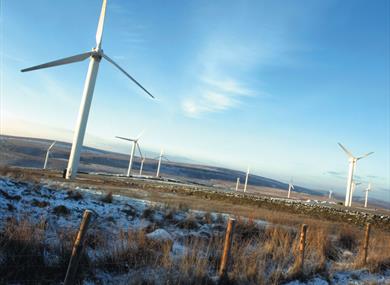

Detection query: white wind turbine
(156, 148), (169, 177)
(235, 177), (240, 191)
(43, 141), (56, 170)
(338, 143), (373, 207)
(363, 183), (372, 208)
(287, 180), (294, 198)
(244, 167), (250, 193)
(21, 0), (154, 180)
(139, 157), (146, 176)
(116, 132), (144, 177)
(349, 181), (361, 207)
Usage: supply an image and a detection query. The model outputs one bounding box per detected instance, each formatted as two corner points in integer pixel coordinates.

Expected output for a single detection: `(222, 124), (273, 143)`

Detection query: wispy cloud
(182, 41), (262, 117)
(202, 77), (254, 96)
(109, 2), (147, 48)
(182, 77), (252, 117)
(182, 90), (238, 117)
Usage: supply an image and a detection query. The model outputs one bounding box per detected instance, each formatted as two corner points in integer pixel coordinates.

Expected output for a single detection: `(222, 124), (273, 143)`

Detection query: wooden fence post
(298, 224), (308, 273)
(362, 223), (371, 265)
(219, 218), (236, 278)
(64, 210), (92, 285)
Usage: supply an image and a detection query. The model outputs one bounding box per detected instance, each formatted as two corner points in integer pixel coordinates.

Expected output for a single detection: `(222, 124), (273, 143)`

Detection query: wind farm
(115, 132), (144, 177)
(1, 0), (389, 284)
(338, 143), (374, 207)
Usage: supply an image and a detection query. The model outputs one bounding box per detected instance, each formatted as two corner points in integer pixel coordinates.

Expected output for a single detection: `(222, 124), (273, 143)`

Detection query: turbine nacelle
(364, 183), (372, 192)
(21, 50), (154, 98)
(91, 49), (103, 60)
(338, 143), (374, 161)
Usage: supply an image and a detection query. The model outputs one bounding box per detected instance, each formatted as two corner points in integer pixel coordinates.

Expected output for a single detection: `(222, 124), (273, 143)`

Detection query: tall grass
(0, 217), (78, 284)
(1, 211), (390, 284)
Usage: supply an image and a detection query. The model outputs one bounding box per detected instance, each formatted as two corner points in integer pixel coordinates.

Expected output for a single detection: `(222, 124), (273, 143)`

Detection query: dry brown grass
(1, 207), (390, 284)
(356, 228), (390, 273)
(1, 167), (390, 284)
(0, 217), (80, 284)
(96, 229), (172, 272)
(337, 226), (359, 252)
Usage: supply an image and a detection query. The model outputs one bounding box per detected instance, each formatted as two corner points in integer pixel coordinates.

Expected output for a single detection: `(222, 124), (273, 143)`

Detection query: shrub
(101, 191), (113, 203)
(0, 189), (21, 201)
(53, 205), (70, 216)
(142, 207), (155, 220)
(31, 199), (50, 208)
(177, 214), (199, 230)
(66, 190), (83, 200)
(337, 227), (358, 251)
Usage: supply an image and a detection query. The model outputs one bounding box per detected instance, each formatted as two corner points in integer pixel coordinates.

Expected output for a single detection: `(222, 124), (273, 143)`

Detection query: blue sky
(1, 0), (389, 200)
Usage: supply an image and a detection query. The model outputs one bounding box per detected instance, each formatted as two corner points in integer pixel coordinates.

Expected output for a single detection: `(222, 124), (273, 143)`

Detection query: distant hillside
(0, 135), (325, 196)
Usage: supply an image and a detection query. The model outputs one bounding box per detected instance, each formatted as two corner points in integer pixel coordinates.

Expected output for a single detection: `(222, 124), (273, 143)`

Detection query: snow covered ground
(0, 176), (389, 284)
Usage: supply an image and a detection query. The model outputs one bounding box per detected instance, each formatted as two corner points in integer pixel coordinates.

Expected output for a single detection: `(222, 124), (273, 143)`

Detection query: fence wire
(1, 211), (389, 285)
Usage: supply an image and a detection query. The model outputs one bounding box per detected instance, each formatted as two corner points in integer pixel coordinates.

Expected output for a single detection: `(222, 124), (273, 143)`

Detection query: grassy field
(0, 166), (389, 284)
(1, 166), (388, 230)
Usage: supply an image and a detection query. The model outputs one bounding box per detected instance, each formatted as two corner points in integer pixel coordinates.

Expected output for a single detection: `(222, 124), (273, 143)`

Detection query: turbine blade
(115, 136), (135, 142)
(136, 143), (143, 159)
(337, 143), (354, 158)
(102, 53), (155, 99)
(357, 152), (374, 160)
(48, 141), (56, 151)
(136, 130), (145, 141)
(21, 52), (93, 72)
(162, 155), (171, 162)
(96, 0), (107, 49)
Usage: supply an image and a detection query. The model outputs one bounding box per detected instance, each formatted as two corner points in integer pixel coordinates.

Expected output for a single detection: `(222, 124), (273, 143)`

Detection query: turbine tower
(349, 181), (361, 207)
(156, 148), (169, 177)
(363, 183), (372, 208)
(139, 158), (146, 176)
(338, 143), (373, 207)
(43, 141), (56, 170)
(116, 132), (143, 177)
(244, 167), (250, 193)
(21, 0), (154, 180)
(235, 177), (240, 191)
(287, 180), (294, 199)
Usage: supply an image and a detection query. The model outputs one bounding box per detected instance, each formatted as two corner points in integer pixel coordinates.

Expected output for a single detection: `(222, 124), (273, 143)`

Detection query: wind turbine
(243, 167), (250, 193)
(139, 157), (146, 176)
(349, 181), (361, 207)
(43, 141), (56, 170)
(21, 0), (155, 180)
(115, 132), (143, 177)
(156, 148), (169, 177)
(287, 180), (294, 198)
(363, 183), (372, 208)
(235, 177), (240, 191)
(338, 143), (373, 207)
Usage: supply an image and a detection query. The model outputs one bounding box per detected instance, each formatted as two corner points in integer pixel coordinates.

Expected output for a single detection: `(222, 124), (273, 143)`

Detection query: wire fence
(1, 210), (389, 285)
